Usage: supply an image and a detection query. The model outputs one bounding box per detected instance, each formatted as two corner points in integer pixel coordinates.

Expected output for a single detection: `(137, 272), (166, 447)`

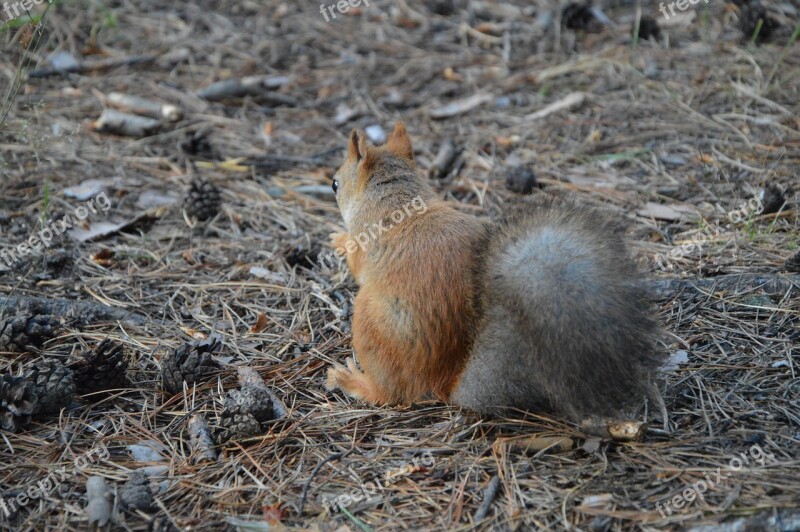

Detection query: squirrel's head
(332, 121), (427, 230)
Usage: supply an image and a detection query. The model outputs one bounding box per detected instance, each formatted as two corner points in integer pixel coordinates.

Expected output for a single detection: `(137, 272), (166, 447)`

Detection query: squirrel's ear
(348, 129), (368, 162)
(386, 121), (414, 162)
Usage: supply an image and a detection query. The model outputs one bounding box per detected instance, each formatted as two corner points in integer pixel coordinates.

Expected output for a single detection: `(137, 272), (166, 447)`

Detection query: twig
(473, 475), (501, 522)
(298, 449), (353, 515)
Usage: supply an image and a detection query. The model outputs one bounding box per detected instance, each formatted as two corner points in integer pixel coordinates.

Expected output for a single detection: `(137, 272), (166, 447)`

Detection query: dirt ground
(0, 0), (799, 530)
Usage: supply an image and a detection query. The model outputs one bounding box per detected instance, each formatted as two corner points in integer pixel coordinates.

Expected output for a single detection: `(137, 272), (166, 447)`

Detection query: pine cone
(785, 251), (800, 273)
(162, 335), (221, 394)
(739, 2), (779, 43)
(562, 2), (599, 31)
(119, 470), (154, 512)
(506, 166), (538, 195)
(69, 339), (129, 395)
(635, 16), (661, 41)
(183, 178), (221, 221)
(0, 314), (62, 352)
(215, 412), (262, 443)
(215, 386), (276, 443)
(0, 373), (37, 432)
(28, 360), (76, 414)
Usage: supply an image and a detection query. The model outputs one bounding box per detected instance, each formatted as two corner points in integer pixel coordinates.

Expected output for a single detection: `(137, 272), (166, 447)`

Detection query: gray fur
(453, 194), (662, 421)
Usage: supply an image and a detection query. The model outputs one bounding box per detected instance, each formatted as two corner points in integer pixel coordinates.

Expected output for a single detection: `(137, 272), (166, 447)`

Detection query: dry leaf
(262, 504), (284, 525)
(91, 248), (115, 267)
(179, 327), (207, 340)
(250, 313), (269, 334)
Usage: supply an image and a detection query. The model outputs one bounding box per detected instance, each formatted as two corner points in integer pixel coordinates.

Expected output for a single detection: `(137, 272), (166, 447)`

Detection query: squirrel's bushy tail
(453, 195), (662, 421)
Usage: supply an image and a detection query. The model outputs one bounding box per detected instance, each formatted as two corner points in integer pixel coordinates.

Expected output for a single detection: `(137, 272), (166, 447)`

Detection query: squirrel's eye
(332, 180), (339, 194)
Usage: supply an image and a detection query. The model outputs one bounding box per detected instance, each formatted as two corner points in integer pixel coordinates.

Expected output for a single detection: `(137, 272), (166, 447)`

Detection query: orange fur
(328, 124), (486, 404)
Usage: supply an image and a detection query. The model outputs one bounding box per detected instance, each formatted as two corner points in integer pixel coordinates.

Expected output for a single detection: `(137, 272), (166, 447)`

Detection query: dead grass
(0, 0), (798, 530)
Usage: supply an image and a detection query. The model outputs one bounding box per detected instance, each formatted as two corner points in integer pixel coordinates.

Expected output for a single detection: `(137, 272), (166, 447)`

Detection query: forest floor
(0, 0), (799, 530)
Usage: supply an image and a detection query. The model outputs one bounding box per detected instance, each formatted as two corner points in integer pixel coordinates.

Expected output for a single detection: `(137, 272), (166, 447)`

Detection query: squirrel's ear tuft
(349, 129), (368, 162)
(386, 121), (414, 163)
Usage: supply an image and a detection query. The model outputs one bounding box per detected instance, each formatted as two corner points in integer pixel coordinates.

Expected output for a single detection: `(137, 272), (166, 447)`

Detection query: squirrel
(325, 122), (661, 423)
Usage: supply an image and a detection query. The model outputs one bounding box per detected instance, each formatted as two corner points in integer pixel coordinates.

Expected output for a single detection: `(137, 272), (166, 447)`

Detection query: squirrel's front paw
(326, 359), (376, 403)
(330, 232), (350, 252)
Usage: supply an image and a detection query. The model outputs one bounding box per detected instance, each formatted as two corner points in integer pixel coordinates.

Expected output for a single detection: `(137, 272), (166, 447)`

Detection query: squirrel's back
(452, 194), (661, 421)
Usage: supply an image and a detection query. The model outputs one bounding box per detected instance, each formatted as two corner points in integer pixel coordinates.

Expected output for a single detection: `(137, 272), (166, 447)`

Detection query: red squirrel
(326, 122), (661, 423)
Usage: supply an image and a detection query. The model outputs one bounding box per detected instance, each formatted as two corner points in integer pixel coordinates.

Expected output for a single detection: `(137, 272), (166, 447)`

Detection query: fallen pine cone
(738, 2), (779, 43)
(0, 372), (38, 432)
(69, 339), (129, 396)
(119, 470), (154, 512)
(0, 314), (62, 352)
(183, 178), (221, 222)
(28, 360), (76, 414)
(162, 335), (222, 394)
(215, 386), (277, 443)
(562, 2), (600, 32)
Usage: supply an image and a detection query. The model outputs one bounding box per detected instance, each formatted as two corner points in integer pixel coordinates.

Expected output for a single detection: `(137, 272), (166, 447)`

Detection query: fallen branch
(28, 54), (158, 78)
(105, 92), (183, 122)
(197, 75), (289, 101)
(525, 92), (588, 121)
(648, 273), (800, 301)
(90, 109), (162, 137)
(0, 295), (147, 325)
